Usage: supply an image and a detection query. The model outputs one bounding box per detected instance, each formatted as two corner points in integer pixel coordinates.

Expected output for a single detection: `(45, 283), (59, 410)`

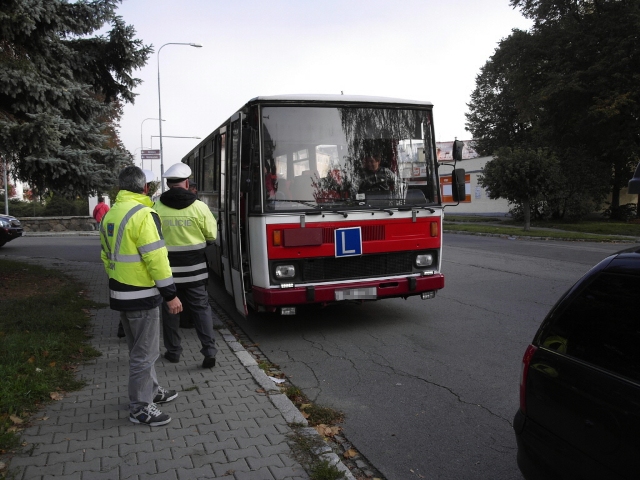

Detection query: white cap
(142, 169), (155, 184)
(162, 163), (192, 180)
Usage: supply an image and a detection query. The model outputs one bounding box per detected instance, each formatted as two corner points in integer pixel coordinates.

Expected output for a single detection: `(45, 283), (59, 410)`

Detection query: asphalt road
(0, 233), (102, 263)
(0, 233), (629, 479)
(208, 234), (628, 480)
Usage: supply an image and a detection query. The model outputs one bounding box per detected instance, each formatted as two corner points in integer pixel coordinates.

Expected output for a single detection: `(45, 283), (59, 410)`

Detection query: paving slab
(1, 256), (355, 480)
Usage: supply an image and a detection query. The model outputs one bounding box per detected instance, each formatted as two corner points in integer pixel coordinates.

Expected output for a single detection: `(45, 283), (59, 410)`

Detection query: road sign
(334, 227), (362, 257)
(141, 149), (160, 160)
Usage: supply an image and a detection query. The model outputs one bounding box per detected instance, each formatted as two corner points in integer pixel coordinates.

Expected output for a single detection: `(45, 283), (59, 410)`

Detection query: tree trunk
(611, 186), (621, 218)
(523, 199), (531, 231)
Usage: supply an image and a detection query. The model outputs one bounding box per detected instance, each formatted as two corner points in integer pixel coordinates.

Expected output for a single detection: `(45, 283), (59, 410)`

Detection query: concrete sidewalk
(4, 257), (354, 480)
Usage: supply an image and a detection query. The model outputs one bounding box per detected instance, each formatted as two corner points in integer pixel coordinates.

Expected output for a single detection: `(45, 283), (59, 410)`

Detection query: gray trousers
(119, 308), (160, 414)
(162, 284), (218, 358)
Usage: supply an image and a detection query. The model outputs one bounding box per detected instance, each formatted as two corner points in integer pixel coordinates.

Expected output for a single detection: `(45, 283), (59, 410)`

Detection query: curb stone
(211, 305), (360, 480)
(209, 300), (384, 480)
(444, 228), (640, 243)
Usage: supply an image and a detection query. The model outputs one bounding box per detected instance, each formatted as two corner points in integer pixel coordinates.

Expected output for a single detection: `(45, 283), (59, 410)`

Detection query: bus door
(226, 114), (248, 315)
(217, 128), (233, 296)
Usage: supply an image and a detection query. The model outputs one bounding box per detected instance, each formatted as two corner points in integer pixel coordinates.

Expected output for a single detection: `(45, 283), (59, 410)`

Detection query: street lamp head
(190, 43), (203, 48)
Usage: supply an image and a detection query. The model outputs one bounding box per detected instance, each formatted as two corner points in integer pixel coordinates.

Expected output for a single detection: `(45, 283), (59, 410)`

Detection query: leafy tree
(478, 147), (559, 230)
(0, 0), (151, 197)
(466, 29), (541, 157)
(513, 0), (640, 217)
(468, 0), (640, 219)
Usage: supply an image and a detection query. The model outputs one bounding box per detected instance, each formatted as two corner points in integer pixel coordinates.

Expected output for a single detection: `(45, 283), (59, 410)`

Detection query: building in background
(437, 140), (510, 216)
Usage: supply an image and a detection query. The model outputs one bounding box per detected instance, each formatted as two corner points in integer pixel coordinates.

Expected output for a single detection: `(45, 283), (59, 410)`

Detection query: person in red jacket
(92, 196), (110, 223)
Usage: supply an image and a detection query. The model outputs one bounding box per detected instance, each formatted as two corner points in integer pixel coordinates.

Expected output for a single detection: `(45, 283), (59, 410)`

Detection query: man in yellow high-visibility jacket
(154, 163), (218, 369)
(100, 166), (183, 426)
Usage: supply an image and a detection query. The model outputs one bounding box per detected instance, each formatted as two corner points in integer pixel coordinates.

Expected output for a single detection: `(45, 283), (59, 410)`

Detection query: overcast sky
(114, 0), (531, 181)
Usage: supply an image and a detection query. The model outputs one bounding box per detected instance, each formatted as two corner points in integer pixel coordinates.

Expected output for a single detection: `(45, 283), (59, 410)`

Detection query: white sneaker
(129, 403), (171, 426)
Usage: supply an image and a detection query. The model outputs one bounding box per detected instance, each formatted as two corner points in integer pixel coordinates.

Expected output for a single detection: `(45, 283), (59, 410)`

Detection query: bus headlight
(416, 254), (434, 267)
(275, 265), (296, 278)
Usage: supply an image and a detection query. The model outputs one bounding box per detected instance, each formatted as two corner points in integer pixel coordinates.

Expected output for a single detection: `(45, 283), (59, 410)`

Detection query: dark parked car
(514, 245), (640, 480)
(0, 213), (23, 247)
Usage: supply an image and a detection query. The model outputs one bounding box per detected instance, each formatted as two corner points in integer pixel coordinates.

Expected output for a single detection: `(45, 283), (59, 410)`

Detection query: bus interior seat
(406, 188), (427, 205)
(290, 170), (317, 201)
(276, 175), (291, 199)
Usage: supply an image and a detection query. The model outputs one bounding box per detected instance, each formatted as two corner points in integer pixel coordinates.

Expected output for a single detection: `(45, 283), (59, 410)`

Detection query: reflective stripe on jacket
(100, 190), (177, 311)
(154, 194), (217, 288)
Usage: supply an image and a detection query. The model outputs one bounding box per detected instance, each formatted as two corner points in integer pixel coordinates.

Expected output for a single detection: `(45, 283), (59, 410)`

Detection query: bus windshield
(261, 105), (438, 211)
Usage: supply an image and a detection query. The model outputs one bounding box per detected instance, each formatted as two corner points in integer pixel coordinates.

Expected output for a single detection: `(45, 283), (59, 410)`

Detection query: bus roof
(248, 94), (433, 107)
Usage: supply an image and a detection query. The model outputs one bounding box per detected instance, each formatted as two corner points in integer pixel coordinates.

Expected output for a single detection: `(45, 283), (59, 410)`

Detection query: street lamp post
(158, 42), (202, 191)
(140, 117), (164, 169)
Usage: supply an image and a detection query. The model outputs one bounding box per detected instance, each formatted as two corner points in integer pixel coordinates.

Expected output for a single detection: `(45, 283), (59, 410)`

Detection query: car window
(539, 271), (640, 382)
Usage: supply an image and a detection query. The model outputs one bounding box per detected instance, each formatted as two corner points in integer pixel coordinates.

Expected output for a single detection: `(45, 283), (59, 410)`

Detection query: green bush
(0, 195), (89, 218)
(43, 194), (89, 216)
(602, 203), (638, 222)
(0, 199), (46, 217)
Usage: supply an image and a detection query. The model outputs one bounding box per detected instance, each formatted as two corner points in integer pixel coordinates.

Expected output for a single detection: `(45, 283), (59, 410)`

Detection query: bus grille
(300, 251), (421, 282)
(322, 225), (385, 243)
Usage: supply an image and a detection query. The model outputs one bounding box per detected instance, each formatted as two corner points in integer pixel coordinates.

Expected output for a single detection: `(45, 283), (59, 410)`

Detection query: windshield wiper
(397, 205), (436, 213)
(275, 199), (323, 212)
(362, 204), (394, 216)
(327, 210), (349, 218)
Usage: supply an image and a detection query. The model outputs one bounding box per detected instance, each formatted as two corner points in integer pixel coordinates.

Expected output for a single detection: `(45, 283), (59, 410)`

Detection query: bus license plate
(335, 287), (377, 301)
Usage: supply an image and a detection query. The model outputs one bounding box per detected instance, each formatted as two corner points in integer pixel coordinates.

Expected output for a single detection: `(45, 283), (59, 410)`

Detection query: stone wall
(20, 216), (98, 233)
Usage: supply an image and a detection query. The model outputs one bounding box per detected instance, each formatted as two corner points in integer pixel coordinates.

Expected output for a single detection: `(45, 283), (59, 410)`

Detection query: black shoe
(163, 352), (180, 363)
(117, 322), (125, 338)
(202, 356), (216, 368)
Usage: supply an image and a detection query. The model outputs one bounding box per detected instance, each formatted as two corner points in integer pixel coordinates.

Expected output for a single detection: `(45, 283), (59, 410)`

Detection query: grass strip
(445, 216), (640, 237)
(0, 259), (101, 452)
(443, 223), (634, 242)
(528, 220), (640, 237)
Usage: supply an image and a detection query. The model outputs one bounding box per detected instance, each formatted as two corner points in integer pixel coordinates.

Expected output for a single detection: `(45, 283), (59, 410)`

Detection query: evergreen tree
(0, 0), (151, 197)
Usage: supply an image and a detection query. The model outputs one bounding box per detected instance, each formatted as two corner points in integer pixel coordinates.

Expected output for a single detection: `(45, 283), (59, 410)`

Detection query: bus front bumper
(252, 274), (445, 308)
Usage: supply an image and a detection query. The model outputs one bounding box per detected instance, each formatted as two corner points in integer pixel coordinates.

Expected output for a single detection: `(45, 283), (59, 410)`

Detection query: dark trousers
(161, 284), (218, 359)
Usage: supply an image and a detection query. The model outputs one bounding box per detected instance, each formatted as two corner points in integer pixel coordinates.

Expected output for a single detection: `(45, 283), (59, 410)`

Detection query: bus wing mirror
(451, 168), (466, 202)
(629, 162), (640, 194)
(452, 140), (464, 161)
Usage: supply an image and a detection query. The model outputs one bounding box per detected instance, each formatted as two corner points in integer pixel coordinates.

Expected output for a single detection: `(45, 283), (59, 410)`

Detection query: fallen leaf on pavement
(313, 424), (343, 437)
(9, 415), (22, 425)
(344, 448), (358, 458)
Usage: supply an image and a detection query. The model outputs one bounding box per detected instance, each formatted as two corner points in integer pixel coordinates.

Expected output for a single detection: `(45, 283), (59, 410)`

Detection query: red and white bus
(181, 95), (465, 315)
